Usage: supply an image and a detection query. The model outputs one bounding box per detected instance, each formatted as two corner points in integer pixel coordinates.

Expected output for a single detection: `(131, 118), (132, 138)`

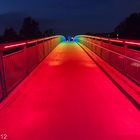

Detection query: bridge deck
(0, 42), (140, 140)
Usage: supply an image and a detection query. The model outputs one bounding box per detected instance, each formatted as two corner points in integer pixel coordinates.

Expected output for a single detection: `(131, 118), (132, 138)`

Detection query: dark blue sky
(0, 0), (140, 35)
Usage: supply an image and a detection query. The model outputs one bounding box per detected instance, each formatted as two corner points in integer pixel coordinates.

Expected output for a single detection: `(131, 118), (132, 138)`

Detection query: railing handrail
(0, 35), (62, 51)
(77, 35), (140, 47)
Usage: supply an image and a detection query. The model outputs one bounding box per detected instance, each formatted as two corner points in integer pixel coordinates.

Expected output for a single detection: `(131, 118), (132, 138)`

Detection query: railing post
(108, 39), (112, 63)
(24, 42), (28, 76)
(0, 46), (7, 100)
(123, 41), (127, 73)
(43, 40), (45, 58)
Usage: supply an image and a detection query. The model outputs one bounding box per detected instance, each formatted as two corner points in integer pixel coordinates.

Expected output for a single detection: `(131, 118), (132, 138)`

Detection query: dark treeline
(0, 16), (55, 43)
(86, 12), (140, 40)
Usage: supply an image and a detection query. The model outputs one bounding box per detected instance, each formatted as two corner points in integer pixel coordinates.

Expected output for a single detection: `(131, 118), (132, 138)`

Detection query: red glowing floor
(0, 42), (140, 140)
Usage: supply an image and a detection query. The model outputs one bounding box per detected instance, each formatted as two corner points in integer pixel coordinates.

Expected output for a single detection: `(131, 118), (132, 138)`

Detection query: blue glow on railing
(73, 36), (80, 42)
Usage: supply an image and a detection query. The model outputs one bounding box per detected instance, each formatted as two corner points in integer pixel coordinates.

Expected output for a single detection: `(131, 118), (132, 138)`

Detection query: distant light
(117, 34), (119, 39)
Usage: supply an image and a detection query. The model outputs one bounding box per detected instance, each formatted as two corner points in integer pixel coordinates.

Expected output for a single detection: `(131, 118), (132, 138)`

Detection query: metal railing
(0, 35), (65, 102)
(75, 35), (140, 86)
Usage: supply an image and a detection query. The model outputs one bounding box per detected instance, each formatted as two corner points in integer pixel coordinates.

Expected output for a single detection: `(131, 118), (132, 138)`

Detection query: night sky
(0, 0), (140, 35)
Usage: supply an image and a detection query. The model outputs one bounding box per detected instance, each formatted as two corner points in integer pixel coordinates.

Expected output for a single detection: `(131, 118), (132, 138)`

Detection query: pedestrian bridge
(0, 35), (140, 140)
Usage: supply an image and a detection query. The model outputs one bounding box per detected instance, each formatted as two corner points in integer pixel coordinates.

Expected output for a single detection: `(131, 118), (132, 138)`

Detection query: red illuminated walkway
(0, 42), (140, 140)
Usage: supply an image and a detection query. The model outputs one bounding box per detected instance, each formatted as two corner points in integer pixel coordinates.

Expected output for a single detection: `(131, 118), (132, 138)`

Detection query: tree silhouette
(44, 29), (55, 36)
(3, 27), (18, 42)
(115, 13), (140, 39)
(19, 17), (42, 39)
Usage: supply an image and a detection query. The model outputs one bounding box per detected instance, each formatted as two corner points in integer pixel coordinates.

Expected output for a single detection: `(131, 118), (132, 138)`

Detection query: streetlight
(117, 34), (119, 39)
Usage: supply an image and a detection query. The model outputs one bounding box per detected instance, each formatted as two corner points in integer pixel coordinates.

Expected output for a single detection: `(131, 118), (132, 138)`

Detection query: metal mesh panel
(26, 45), (38, 73)
(109, 53), (125, 72)
(125, 59), (140, 84)
(49, 40), (53, 52)
(101, 49), (110, 63)
(0, 75), (3, 100)
(109, 44), (124, 54)
(125, 50), (140, 84)
(3, 50), (26, 92)
(44, 41), (50, 56)
(37, 43), (45, 63)
(95, 47), (102, 57)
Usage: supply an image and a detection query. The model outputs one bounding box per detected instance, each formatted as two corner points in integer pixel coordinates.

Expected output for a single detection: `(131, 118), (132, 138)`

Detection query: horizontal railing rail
(0, 35), (65, 102)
